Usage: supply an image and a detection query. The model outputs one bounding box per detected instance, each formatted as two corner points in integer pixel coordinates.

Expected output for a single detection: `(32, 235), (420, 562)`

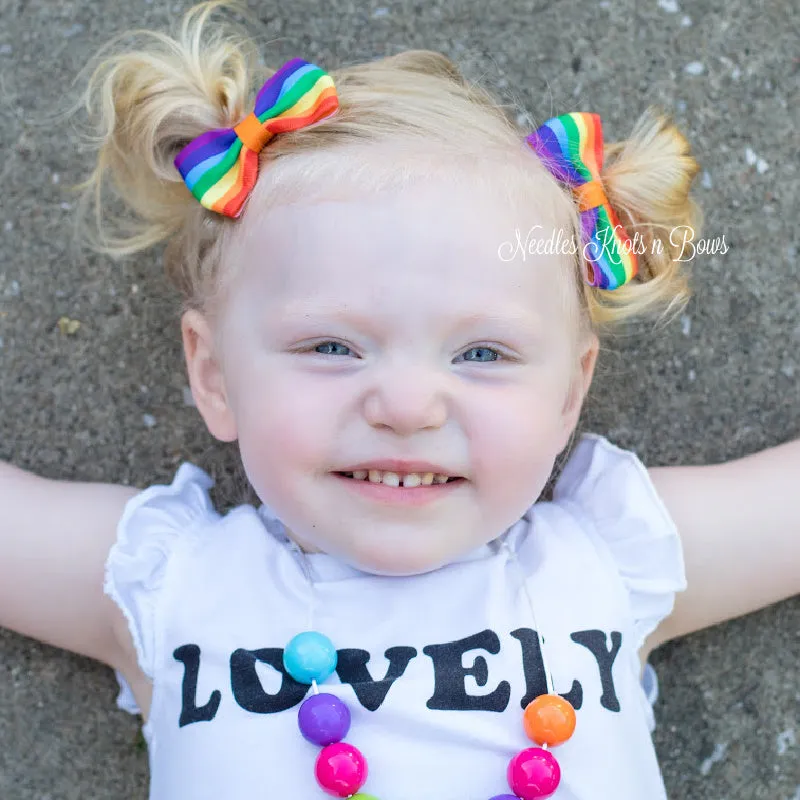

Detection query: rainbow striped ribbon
(175, 58), (339, 218)
(525, 112), (638, 290)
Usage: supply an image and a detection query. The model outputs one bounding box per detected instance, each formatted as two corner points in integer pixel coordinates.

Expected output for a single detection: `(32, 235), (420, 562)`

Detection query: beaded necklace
(282, 538), (576, 800)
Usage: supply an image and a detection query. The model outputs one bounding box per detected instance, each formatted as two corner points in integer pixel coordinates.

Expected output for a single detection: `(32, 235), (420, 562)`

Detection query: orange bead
(523, 694), (576, 747)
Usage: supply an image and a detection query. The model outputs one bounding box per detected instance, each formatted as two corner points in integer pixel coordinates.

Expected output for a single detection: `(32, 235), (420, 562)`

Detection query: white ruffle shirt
(105, 433), (685, 800)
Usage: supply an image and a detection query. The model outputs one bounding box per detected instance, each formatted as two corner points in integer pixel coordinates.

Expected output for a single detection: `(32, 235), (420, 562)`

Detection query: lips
(333, 459), (465, 489)
(333, 469), (465, 506)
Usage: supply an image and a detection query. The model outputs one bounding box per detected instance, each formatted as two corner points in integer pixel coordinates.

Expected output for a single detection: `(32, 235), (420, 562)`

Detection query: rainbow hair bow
(174, 58), (339, 219)
(525, 112), (638, 290)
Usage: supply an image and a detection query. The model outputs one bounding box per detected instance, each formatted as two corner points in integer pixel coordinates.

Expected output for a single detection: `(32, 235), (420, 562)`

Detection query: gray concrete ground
(0, 0), (798, 798)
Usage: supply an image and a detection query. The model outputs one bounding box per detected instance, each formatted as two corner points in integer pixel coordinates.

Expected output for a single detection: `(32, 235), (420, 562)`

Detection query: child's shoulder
(107, 461), (277, 577)
(108, 463), (220, 568)
(114, 462), (265, 534)
(540, 432), (685, 575)
(119, 462), (220, 526)
(551, 432), (677, 527)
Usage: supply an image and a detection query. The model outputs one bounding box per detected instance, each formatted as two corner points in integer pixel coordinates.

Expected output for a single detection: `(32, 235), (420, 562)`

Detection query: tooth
(368, 470), (382, 483)
(352, 470), (368, 480)
(401, 473), (422, 488)
(382, 472), (400, 487)
(433, 474), (449, 484)
(421, 472), (434, 485)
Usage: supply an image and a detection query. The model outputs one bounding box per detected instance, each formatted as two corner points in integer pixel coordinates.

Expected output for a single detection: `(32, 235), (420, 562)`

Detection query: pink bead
(315, 742), (368, 798)
(507, 747), (561, 799)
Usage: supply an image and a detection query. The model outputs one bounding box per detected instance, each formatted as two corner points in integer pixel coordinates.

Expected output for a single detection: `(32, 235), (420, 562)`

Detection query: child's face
(190, 174), (597, 575)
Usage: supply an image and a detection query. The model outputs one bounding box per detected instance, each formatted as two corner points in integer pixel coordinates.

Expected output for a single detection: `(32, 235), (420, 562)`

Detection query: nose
(362, 359), (449, 435)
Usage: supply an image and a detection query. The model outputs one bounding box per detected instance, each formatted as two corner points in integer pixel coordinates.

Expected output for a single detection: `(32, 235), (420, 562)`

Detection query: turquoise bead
(283, 631), (338, 684)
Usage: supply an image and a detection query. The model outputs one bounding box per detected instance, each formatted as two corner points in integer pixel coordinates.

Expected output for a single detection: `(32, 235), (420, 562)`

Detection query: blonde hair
(73, 0), (700, 336)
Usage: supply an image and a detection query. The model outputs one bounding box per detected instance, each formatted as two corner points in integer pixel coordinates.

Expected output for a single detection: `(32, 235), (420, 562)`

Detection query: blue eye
(314, 341), (353, 356)
(459, 346), (501, 363)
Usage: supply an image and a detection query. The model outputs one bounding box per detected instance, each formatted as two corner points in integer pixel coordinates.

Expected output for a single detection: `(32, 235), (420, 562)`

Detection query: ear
(181, 309), (238, 443)
(557, 331), (599, 449)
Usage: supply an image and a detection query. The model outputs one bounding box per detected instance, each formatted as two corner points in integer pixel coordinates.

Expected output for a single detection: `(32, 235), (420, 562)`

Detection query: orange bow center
(234, 112), (275, 153)
(574, 179), (608, 212)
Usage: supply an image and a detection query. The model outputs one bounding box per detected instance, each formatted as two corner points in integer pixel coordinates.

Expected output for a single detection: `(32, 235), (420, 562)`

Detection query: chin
(348, 543), (456, 577)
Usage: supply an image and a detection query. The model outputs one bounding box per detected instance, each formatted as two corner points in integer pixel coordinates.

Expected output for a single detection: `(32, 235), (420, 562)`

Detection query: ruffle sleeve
(553, 433), (687, 651)
(103, 462), (219, 715)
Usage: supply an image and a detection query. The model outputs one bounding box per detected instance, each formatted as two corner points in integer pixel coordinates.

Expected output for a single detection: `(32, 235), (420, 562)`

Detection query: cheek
(238, 379), (332, 470)
(234, 382), (333, 528)
(468, 386), (566, 505)
(231, 361), (361, 496)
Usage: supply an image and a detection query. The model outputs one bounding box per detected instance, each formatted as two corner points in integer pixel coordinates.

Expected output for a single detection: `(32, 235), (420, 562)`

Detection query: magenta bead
(507, 747), (561, 799)
(488, 796), (520, 799)
(315, 742), (368, 798)
(298, 693), (351, 746)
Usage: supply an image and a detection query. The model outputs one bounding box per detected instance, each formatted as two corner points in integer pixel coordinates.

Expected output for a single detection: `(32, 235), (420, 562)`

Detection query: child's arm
(645, 437), (800, 652)
(0, 461), (140, 672)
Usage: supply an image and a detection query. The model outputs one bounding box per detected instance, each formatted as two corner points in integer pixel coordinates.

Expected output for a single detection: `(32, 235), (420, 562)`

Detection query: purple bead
(488, 796), (520, 799)
(297, 692), (351, 746)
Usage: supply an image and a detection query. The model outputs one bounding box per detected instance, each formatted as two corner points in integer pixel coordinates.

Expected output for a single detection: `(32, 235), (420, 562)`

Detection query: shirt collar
(255, 502), (530, 583)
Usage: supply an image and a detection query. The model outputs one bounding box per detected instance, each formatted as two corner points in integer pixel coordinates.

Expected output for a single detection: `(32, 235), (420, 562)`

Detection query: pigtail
(72, 1), (262, 304)
(585, 107), (702, 330)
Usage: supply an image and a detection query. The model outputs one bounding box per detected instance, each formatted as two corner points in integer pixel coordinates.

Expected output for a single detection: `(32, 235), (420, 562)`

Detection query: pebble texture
(0, 1), (798, 798)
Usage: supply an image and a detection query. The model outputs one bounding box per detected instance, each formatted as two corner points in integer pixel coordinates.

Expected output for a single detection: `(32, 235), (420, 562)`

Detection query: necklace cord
(289, 540), (317, 633)
(498, 539), (557, 699)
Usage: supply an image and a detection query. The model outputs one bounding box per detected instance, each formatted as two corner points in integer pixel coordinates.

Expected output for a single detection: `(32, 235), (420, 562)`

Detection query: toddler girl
(1, 3), (798, 799)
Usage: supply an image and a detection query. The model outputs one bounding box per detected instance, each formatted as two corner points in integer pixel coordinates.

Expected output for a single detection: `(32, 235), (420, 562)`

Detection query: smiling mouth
(335, 470), (465, 489)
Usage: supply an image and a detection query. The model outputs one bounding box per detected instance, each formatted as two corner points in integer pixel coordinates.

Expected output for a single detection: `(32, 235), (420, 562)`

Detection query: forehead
(228, 172), (575, 326)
